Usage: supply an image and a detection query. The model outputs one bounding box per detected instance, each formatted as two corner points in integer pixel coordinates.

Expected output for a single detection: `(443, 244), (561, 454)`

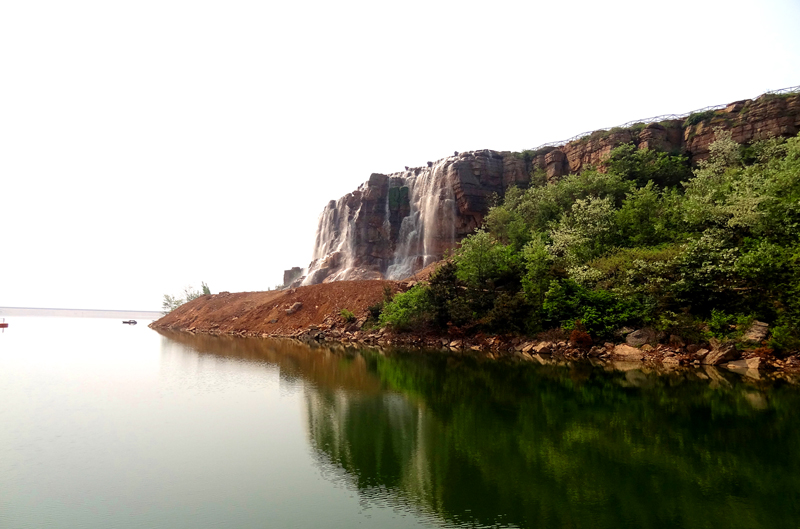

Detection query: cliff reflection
(157, 331), (800, 529)
(156, 330), (383, 394)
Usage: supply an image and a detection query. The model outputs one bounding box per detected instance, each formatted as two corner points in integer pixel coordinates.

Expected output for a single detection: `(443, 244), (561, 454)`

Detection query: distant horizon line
(0, 306), (162, 313)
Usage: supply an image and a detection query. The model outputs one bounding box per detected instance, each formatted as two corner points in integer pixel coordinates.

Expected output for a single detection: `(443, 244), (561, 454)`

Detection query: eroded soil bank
(151, 280), (800, 381)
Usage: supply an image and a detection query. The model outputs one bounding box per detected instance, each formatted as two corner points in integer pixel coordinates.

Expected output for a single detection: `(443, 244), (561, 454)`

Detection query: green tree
(605, 142), (692, 188)
(161, 282), (209, 315)
(161, 294), (183, 315)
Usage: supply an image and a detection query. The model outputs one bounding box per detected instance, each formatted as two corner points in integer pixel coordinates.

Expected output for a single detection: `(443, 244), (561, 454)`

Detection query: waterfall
(302, 157), (458, 285)
(386, 160), (455, 280)
(302, 195), (364, 285)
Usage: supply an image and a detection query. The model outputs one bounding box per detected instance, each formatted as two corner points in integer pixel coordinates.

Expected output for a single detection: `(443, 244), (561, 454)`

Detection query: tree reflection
(156, 331), (800, 529)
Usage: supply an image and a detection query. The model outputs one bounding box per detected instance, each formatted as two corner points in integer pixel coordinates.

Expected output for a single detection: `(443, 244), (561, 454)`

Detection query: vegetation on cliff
(380, 130), (800, 351)
(161, 282), (211, 314)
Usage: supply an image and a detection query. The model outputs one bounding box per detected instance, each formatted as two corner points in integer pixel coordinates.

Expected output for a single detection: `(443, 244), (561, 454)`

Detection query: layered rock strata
(300, 91), (800, 285)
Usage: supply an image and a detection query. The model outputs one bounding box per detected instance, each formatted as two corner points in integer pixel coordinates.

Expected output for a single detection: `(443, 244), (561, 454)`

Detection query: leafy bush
(427, 261), (471, 327)
(549, 196), (616, 266)
(542, 280), (646, 338)
(605, 143), (692, 188)
(379, 285), (433, 331)
(483, 291), (529, 333)
(161, 294), (183, 315)
(707, 309), (735, 339)
(452, 230), (519, 288)
(340, 309), (356, 323)
(769, 324), (800, 353)
(161, 283), (209, 314)
(569, 329), (593, 350)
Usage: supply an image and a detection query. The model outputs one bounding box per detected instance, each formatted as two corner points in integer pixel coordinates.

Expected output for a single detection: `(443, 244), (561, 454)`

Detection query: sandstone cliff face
(532, 92), (800, 179)
(684, 94), (800, 162)
(302, 152), (536, 285)
(300, 91), (800, 285)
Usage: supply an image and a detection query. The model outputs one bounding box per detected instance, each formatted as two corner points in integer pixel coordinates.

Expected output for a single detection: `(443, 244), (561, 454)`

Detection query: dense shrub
(376, 132), (800, 350)
(542, 280), (648, 338)
(379, 285), (433, 331)
(569, 329), (593, 350)
(604, 142), (692, 188)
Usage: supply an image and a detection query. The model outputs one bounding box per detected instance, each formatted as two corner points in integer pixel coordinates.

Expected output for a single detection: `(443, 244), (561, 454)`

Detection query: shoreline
(150, 282), (800, 380)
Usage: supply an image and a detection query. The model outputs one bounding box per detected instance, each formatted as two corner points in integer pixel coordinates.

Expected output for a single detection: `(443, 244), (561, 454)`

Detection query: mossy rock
(388, 186), (410, 210)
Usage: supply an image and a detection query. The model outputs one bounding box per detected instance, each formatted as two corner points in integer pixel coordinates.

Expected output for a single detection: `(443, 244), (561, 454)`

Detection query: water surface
(1, 318), (798, 528)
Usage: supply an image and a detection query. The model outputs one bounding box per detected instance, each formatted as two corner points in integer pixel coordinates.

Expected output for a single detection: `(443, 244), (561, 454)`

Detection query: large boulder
(285, 302), (303, 315)
(726, 357), (763, 370)
(626, 328), (657, 347)
(701, 339), (740, 365)
(612, 344), (644, 361)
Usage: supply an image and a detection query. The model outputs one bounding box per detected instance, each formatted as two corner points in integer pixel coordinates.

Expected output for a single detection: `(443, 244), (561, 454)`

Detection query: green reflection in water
(158, 331), (800, 529)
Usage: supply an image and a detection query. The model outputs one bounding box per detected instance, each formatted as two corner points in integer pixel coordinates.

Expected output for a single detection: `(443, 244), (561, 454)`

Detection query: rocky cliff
(299, 90), (800, 285)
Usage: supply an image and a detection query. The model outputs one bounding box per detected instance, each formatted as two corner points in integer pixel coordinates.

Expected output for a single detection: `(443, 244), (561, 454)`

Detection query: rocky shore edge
(152, 309), (800, 383)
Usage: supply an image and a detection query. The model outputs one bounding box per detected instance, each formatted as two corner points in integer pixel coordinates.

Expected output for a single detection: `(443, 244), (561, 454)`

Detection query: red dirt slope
(151, 280), (404, 336)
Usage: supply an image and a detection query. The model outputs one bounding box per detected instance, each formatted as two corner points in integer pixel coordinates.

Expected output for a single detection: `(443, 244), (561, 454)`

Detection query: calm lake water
(1, 317), (799, 529)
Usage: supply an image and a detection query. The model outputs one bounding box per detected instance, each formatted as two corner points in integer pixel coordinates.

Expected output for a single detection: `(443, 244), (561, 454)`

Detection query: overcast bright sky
(2, 0), (799, 311)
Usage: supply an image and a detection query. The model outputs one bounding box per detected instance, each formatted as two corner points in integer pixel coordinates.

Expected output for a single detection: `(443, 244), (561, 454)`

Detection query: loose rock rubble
(150, 284), (800, 380)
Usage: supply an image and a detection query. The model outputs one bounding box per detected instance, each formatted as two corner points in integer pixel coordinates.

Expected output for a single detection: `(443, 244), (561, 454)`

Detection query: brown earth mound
(152, 280), (404, 336)
(152, 278), (800, 378)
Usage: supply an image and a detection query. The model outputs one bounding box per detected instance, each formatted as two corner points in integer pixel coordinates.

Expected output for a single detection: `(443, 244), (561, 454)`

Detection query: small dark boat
(122, 320), (137, 325)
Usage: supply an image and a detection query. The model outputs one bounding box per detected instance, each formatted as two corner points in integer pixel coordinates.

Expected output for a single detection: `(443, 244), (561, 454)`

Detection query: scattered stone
(588, 346), (604, 357)
(285, 302), (303, 315)
(612, 344), (644, 361)
(701, 340), (740, 365)
(626, 328), (656, 347)
(668, 335), (685, 348)
(616, 326), (635, 337)
(727, 357), (763, 370)
(686, 344), (701, 355)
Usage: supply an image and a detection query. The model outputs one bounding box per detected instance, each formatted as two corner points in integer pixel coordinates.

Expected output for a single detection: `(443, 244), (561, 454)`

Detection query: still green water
(1, 318), (799, 528)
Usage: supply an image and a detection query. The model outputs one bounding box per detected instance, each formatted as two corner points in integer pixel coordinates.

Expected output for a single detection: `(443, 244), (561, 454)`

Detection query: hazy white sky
(2, 0), (799, 310)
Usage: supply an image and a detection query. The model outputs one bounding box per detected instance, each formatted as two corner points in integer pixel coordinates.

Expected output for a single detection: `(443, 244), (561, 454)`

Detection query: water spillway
(301, 150), (533, 285)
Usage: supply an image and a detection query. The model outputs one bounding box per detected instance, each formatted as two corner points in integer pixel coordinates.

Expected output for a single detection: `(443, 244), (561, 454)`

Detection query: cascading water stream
(386, 160), (455, 280)
(302, 197), (362, 285)
(303, 158), (457, 284)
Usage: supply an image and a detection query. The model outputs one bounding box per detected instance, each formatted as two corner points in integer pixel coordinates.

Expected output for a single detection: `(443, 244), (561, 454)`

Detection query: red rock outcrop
(300, 90), (800, 285)
(684, 93), (800, 162)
